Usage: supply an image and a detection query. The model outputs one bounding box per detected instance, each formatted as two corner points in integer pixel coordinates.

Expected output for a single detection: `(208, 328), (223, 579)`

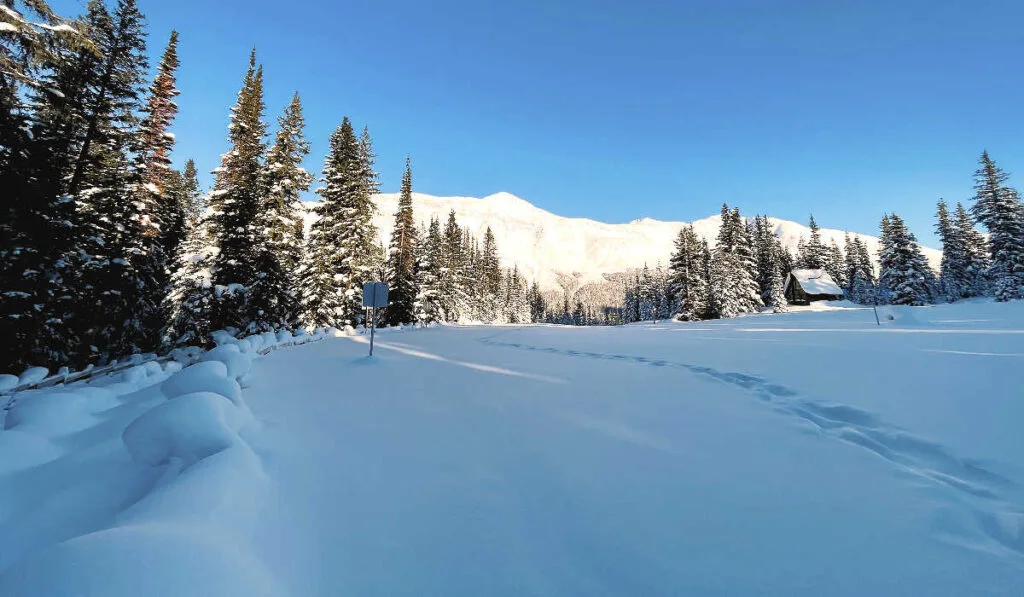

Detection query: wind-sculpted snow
(0, 328), (333, 596)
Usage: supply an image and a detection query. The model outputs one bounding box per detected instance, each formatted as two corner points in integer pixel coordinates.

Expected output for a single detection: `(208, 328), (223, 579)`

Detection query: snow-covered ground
(2, 302), (1023, 595)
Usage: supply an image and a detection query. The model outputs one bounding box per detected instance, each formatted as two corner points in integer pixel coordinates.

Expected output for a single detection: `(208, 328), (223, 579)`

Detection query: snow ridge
(304, 192), (942, 290)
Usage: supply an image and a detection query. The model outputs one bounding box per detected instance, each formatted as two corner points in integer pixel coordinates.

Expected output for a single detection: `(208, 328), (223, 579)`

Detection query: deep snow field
(1, 301), (1023, 596)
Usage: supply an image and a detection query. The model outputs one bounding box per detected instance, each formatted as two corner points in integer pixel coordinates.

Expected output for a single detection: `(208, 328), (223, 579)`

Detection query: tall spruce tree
(384, 157), (418, 326)
(970, 152), (1024, 301)
(797, 215), (828, 269)
(955, 202), (989, 297)
(0, 0), (87, 370)
(207, 49), (267, 332)
(414, 218), (443, 324)
(63, 0), (155, 361)
(935, 199), (972, 302)
(667, 225), (706, 321)
(439, 210), (467, 321)
(479, 227), (502, 321)
(247, 92), (311, 331)
(300, 117), (374, 328)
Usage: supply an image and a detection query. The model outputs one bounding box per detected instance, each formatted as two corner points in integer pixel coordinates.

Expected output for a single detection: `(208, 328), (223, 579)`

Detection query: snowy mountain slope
(304, 192), (942, 290)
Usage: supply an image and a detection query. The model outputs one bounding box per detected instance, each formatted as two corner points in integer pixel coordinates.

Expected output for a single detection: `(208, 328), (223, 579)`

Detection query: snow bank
(5, 389), (107, 436)
(161, 361), (241, 404)
(200, 345), (252, 380)
(18, 367), (49, 386)
(0, 326), (327, 595)
(0, 374), (18, 392)
(122, 392), (244, 468)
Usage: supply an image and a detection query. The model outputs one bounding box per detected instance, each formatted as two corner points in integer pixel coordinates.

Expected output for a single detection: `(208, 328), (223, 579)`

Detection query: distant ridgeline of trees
(620, 151), (1024, 324)
(0, 0), (545, 373)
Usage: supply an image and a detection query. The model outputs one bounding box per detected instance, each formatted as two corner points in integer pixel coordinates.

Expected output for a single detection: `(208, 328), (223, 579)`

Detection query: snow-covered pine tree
(163, 207), (216, 346)
(439, 210), (467, 321)
(137, 28), (180, 237)
(707, 205), (762, 318)
(384, 157), (418, 326)
(414, 218), (443, 325)
(133, 29), (183, 342)
(751, 215), (772, 303)
(61, 0), (155, 361)
(878, 213), (933, 306)
(935, 199), (971, 302)
(765, 265), (788, 313)
(797, 215), (828, 269)
(413, 217), (442, 325)
(0, 0), (87, 370)
(300, 117), (374, 328)
(826, 240), (846, 288)
(699, 238), (714, 319)
(355, 126), (384, 317)
(637, 264), (656, 321)
(479, 227), (502, 322)
(709, 250), (741, 318)
(731, 207), (763, 313)
(970, 152), (1024, 301)
(622, 274), (639, 323)
(954, 202), (989, 297)
(206, 49), (268, 332)
(667, 225), (706, 320)
(526, 281), (544, 322)
(843, 234), (869, 303)
(245, 92), (311, 332)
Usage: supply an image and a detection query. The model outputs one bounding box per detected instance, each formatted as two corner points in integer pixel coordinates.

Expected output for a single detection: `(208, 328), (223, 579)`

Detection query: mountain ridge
(303, 192), (941, 291)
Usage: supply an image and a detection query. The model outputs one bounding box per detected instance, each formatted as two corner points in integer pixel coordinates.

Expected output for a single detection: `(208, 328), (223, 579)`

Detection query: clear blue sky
(58, 0), (1024, 246)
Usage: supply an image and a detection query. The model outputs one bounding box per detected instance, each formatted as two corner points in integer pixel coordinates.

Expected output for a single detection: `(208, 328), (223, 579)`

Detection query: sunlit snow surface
(2, 302), (1023, 596)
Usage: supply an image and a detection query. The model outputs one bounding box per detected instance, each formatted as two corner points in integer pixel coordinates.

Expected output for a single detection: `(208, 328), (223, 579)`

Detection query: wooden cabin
(783, 269), (844, 305)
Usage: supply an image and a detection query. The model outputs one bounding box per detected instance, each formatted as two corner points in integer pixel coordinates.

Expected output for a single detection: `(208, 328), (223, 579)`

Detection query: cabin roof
(786, 269), (844, 296)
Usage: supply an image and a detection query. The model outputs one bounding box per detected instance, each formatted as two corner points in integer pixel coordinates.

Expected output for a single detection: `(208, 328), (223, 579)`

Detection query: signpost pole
(369, 286), (377, 356)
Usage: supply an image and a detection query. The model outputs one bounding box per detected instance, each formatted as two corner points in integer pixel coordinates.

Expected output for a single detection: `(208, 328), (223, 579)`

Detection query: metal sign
(362, 282), (389, 308)
(362, 282), (389, 356)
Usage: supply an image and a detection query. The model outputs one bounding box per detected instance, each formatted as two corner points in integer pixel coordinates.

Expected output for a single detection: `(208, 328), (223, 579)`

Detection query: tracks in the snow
(477, 334), (1024, 561)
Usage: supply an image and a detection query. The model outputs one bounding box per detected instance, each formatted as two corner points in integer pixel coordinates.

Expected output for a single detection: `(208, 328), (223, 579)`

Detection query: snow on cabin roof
(788, 269), (844, 296)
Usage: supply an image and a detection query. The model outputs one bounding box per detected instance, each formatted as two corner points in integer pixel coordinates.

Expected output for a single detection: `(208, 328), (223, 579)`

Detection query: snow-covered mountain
(305, 192), (941, 291)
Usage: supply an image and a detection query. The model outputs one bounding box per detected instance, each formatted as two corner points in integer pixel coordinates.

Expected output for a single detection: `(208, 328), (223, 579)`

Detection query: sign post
(362, 282), (389, 356)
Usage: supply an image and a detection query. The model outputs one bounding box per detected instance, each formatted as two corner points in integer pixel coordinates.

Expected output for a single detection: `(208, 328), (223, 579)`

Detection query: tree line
(623, 151), (1024, 323)
(0, 0), (543, 374)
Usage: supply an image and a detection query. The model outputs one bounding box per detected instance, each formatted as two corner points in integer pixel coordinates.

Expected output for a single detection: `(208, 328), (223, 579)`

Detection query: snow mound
(0, 374), (19, 392)
(17, 367), (48, 386)
(0, 524), (286, 597)
(118, 440), (269, 532)
(122, 392), (244, 468)
(161, 361), (240, 402)
(200, 345), (251, 380)
(5, 390), (100, 436)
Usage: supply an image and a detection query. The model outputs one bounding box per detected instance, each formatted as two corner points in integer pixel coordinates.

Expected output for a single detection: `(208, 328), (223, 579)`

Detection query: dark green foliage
(384, 158), (418, 326)
(247, 92), (311, 331)
(970, 152), (1024, 301)
(879, 213), (934, 306)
